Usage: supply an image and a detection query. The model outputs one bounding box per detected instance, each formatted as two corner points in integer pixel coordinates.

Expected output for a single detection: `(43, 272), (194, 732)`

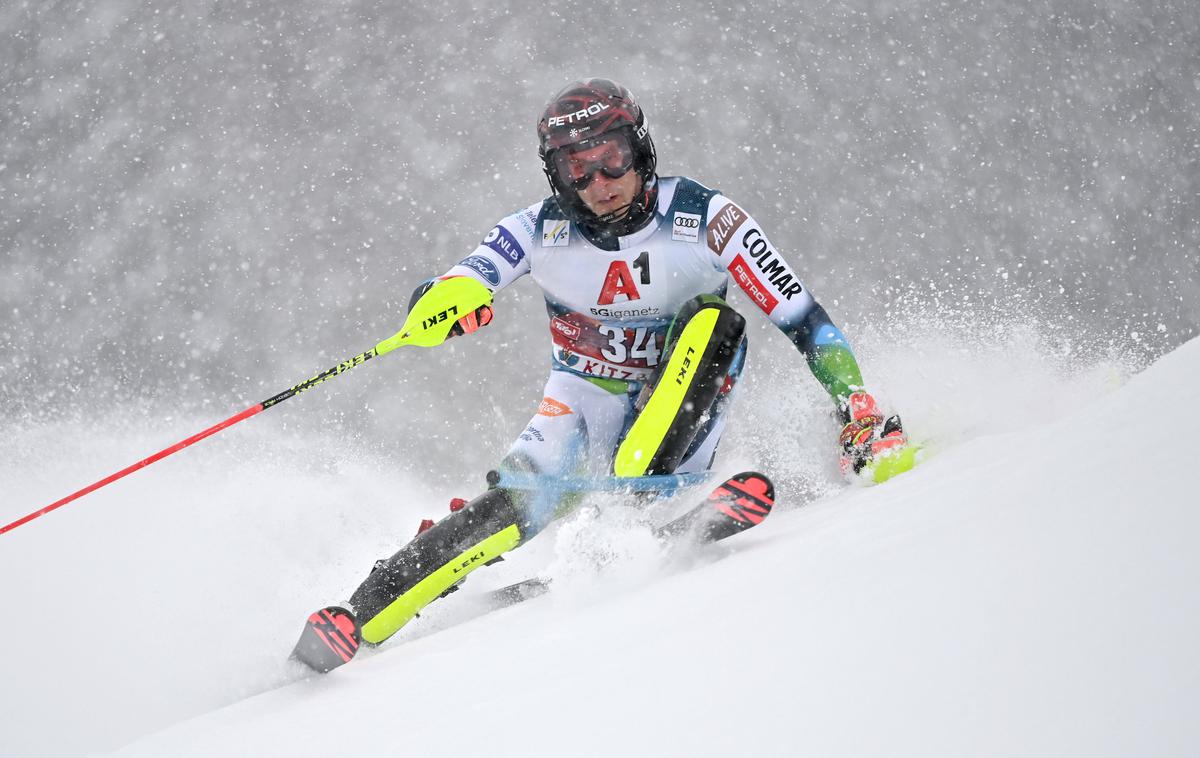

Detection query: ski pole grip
(375, 277), (493, 354)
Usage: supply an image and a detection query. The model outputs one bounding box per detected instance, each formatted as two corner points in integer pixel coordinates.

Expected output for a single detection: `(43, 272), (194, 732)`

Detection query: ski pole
(1, 277), (492, 537)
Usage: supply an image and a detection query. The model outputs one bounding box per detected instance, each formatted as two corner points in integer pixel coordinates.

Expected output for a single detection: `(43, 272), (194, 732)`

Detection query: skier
(294, 78), (908, 670)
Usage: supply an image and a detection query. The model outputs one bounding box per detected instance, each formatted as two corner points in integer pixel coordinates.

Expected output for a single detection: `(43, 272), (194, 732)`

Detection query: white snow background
(2, 323), (1197, 757)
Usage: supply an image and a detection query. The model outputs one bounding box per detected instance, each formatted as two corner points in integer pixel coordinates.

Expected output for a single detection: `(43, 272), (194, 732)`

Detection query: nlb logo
(482, 225), (525, 267)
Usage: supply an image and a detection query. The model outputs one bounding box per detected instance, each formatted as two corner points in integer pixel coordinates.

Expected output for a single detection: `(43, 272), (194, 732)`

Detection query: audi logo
(674, 217), (700, 228)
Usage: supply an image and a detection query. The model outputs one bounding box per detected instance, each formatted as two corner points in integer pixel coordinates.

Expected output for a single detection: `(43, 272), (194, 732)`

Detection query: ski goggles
(552, 133), (635, 191)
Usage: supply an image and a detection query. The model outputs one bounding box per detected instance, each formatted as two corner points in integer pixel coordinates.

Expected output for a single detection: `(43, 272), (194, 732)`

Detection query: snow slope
(106, 344), (1200, 753)
(2, 336), (1197, 757)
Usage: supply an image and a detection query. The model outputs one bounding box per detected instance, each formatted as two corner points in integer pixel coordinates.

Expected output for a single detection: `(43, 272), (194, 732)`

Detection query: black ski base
(488, 575), (554, 609)
(291, 472), (774, 671)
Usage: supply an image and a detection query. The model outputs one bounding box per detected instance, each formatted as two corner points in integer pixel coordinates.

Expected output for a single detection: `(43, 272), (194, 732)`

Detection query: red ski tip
(710, 472), (775, 526)
(715, 499), (767, 524)
(293, 606), (361, 673)
(722, 474), (775, 504)
(307, 608), (360, 663)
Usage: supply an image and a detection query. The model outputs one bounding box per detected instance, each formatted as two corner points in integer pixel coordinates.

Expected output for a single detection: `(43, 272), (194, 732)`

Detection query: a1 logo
(597, 260), (641, 305)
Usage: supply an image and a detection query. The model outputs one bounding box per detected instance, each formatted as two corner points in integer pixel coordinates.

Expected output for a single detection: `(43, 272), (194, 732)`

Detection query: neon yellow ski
(860, 444), (924, 484)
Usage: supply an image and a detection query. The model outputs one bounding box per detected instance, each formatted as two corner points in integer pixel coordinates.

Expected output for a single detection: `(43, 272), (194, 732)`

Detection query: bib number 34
(598, 325), (661, 366)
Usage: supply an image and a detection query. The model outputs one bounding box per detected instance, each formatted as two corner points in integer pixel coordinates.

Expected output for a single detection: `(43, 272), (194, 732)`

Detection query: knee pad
(613, 296), (745, 477)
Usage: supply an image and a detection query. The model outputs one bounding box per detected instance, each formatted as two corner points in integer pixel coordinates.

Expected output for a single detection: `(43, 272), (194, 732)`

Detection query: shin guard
(613, 297), (745, 477)
(349, 489), (524, 644)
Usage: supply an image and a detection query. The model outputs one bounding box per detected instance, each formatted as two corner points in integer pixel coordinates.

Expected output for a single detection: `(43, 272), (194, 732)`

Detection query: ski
(488, 575), (554, 609)
(486, 470), (775, 609)
(290, 471), (774, 673)
(655, 469), (775, 544)
(289, 606), (362, 674)
(857, 444), (923, 485)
